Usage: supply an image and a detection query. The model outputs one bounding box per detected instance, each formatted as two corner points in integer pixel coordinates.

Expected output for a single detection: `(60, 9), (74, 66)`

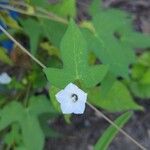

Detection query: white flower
(55, 83), (87, 114)
(0, 72), (12, 84)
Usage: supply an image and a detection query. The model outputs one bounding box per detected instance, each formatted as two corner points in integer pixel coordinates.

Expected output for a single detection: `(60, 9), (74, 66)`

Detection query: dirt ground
(45, 0), (150, 150)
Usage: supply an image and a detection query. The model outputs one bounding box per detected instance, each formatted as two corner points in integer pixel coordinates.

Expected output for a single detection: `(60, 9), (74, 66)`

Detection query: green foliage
(0, 47), (12, 65)
(44, 20), (108, 89)
(49, 86), (61, 112)
(128, 51), (150, 99)
(94, 111), (132, 150)
(31, 0), (76, 18)
(0, 12), (20, 29)
(0, 96), (57, 150)
(83, 0), (150, 78)
(20, 18), (66, 55)
(47, 0), (76, 18)
(89, 81), (142, 112)
(4, 124), (22, 147)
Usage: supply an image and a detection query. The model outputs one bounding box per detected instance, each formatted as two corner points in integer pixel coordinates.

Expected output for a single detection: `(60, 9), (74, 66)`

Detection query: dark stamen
(71, 94), (78, 102)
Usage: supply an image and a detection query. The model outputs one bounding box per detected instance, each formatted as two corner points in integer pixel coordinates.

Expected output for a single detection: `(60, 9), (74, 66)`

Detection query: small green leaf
(94, 111), (132, 150)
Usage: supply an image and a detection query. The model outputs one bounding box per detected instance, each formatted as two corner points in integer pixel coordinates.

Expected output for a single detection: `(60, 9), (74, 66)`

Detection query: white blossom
(0, 72), (12, 84)
(55, 83), (87, 114)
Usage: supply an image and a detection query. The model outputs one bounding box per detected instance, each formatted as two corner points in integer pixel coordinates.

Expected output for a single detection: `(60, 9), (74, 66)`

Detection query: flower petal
(73, 101), (86, 114)
(55, 83), (87, 114)
(64, 83), (79, 93)
(0, 72), (11, 85)
(55, 90), (65, 103)
(60, 102), (74, 114)
(64, 83), (87, 102)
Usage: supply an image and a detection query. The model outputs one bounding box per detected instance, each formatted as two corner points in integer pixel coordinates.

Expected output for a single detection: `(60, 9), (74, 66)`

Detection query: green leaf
(0, 102), (24, 131)
(15, 146), (27, 150)
(42, 19), (67, 47)
(128, 51), (150, 99)
(89, 0), (102, 16)
(84, 0), (150, 78)
(140, 69), (150, 84)
(28, 95), (57, 116)
(100, 72), (116, 98)
(0, 96), (57, 150)
(94, 111), (132, 150)
(89, 81), (142, 112)
(30, 0), (49, 7)
(131, 64), (146, 80)
(20, 18), (66, 55)
(49, 86), (61, 113)
(0, 47), (12, 65)
(4, 123), (21, 146)
(138, 51), (150, 67)
(1, 14), (20, 29)
(129, 81), (150, 99)
(31, 0), (76, 18)
(83, 10), (135, 77)
(20, 18), (42, 55)
(20, 115), (44, 150)
(122, 32), (150, 49)
(44, 20), (108, 88)
(47, 0), (76, 18)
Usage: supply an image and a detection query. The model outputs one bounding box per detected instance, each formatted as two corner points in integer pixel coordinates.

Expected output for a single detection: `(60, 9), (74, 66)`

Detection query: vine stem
(0, 25), (146, 150)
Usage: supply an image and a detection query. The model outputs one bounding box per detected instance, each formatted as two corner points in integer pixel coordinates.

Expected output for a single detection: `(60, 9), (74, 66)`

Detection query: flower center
(71, 94), (78, 102)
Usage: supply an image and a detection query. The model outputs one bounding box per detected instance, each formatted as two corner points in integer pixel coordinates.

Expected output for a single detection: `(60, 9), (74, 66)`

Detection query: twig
(0, 25), (147, 150)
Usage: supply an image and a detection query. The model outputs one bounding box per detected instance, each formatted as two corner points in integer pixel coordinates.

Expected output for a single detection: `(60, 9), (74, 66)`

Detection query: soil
(45, 0), (150, 150)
